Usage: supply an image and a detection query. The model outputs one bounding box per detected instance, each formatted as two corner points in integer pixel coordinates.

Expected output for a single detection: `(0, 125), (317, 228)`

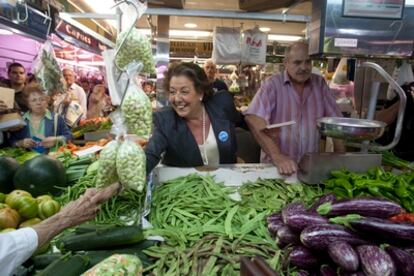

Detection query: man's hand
(273, 154), (298, 176)
(19, 138), (36, 148)
(0, 100), (8, 113)
(41, 137), (59, 148)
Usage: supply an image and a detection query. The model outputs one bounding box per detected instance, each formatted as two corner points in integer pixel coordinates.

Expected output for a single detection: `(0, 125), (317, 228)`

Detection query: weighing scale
(298, 62), (407, 184)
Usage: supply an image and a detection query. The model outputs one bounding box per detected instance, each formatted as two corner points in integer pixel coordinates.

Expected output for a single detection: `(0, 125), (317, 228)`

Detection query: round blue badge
(218, 131), (229, 142)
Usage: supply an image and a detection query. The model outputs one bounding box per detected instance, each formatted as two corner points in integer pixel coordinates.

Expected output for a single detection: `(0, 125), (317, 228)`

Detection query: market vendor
(244, 42), (345, 176)
(9, 85), (72, 151)
(6, 62), (29, 113)
(203, 59), (228, 93)
(145, 62), (245, 174)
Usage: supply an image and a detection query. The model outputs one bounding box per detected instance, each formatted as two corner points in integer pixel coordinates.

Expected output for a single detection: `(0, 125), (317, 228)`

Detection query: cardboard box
(0, 87), (15, 109)
(0, 113), (26, 130)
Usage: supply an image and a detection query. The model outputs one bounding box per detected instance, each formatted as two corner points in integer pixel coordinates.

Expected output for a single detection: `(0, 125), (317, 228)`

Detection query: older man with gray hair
(244, 42), (344, 176)
(62, 68), (87, 120)
(203, 59), (228, 93)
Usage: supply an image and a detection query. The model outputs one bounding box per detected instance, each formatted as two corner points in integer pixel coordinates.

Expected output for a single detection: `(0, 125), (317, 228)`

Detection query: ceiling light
(184, 23), (198, 29)
(268, 34), (303, 42)
(0, 29), (14, 35)
(259, 27), (271, 32)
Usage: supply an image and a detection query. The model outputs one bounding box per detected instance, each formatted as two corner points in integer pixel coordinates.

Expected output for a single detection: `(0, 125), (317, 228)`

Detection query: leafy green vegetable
(329, 214), (363, 228)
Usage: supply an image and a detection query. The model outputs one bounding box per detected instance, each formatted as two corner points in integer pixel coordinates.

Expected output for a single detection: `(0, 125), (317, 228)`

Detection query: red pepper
(390, 213), (414, 224)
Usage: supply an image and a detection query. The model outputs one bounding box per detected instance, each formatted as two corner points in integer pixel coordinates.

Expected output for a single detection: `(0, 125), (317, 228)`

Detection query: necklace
(201, 106), (208, 165)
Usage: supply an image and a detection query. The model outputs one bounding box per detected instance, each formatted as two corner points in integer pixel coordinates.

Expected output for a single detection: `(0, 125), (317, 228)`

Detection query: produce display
(0, 189), (60, 231)
(96, 141), (119, 188)
(144, 175), (323, 275)
(116, 140), (146, 192)
(0, 147), (39, 164)
(325, 167), (414, 212)
(71, 118), (112, 139)
(115, 28), (156, 75)
(267, 196), (414, 275)
(381, 150), (414, 171)
(0, 157), (20, 193)
(81, 254), (143, 276)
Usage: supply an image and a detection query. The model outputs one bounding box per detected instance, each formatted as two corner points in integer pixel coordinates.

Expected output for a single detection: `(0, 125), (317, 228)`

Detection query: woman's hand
(18, 138), (36, 149)
(41, 137), (60, 148)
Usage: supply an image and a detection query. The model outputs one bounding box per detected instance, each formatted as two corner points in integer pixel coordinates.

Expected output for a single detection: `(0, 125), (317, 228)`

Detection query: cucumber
(59, 226), (144, 251)
(31, 253), (63, 269)
(37, 254), (89, 276)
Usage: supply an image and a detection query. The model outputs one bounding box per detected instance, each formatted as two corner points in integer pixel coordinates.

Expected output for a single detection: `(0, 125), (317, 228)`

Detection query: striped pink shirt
(244, 71), (342, 163)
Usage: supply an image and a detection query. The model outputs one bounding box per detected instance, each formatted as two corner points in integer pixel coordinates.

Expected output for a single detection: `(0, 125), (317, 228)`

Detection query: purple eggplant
(318, 198), (402, 218)
(282, 202), (307, 224)
(276, 225), (300, 247)
(267, 213), (284, 237)
(339, 271), (366, 276)
(328, 242), (359, 272)
(320, 265), (337, 276)
(357, 245), (396, 276)
(385, 246), (414, 276)
(310, 193), (337, 212)
(288, 245), (320, 269)
(284, 211), (329, 232)
(300, 224), (366, 250)
(350, 217), (414, 242)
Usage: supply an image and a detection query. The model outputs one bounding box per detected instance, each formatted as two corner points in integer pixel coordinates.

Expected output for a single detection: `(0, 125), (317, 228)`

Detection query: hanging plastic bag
(212, 27), (241, 65)
(116, 138), (146, 192)
(241, 27), (267, 65)
(95, 140), (120, 188)
(32, 41), (65, 95)
(120, 79), (152, 139)
(115, 28), (156, 75)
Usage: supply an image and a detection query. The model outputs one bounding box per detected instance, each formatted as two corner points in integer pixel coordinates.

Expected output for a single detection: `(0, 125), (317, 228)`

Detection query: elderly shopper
(10, 85), (72, 151)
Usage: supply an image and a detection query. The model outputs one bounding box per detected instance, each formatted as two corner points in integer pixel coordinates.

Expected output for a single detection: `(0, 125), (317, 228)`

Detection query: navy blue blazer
(9, 112), (72, 146)
(145, 91), (245, 174)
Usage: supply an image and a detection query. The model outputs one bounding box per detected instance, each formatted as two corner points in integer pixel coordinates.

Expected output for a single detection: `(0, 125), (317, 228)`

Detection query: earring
(200, 98), (203, 101)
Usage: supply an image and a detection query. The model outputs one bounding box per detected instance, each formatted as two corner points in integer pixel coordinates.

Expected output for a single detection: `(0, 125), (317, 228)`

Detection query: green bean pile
(56, 169), (144, 225)
(145, 175), (323, 275)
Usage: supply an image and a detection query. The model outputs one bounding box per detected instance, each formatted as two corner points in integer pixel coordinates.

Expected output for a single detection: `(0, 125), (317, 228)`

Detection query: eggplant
(282, 202), (307, 224)
(328, 242), (359, 272)
(350, 217), (414, 242)
(320, 265), (337, 276)
(310, 193), (337, 212)
(288, 245), (319, 269)
(300, 224), (366, 250)
(284, 211), (329, 232)
(276, 225), (300, 247)
(267, 213), (284, 237)
(357, 245), (396, 276)
(318, 198), (402, 218)
(385, 246), (414, 276)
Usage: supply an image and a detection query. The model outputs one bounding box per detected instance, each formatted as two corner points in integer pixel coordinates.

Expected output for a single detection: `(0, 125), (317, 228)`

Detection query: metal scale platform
(298, 62), (407, 184)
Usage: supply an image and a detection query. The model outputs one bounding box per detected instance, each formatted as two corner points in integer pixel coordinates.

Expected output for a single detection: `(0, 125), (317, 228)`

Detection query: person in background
(142, 81), (163, 110)
(203, 59), (228, 93)
(244, 42), (345, 176)
(62, 68), (87, 119)
(0, 182), (121, 276)
(10, 85), (72, 151)
(87, 84), (110, 119)
(7, 62), (28, 112)
(145, 62), (245, 174)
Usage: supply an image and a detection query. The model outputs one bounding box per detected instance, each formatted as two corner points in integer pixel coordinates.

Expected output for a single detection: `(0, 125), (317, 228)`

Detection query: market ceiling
(69, 0), (311, 41)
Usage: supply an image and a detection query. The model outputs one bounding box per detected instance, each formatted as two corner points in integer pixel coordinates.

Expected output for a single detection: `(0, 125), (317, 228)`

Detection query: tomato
(19, 217), (42, 228)
(0, 192), (5, 203)
(36, 195), (53, 204)
(15, 196), (38, 219)
(0, 207), (20, 229)
(5, 190), (32, 209)
(38, 200), (60, 219)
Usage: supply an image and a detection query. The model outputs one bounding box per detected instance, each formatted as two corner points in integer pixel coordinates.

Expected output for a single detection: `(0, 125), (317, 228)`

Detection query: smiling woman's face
(168, 75), (203, 119)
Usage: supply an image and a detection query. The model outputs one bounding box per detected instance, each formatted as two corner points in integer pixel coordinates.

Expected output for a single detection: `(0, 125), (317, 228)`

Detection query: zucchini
(37, 254), (90, 276)
(31, 253), (63, 269)
(74, 224), (117, 235)
(59, 226), (144, 251)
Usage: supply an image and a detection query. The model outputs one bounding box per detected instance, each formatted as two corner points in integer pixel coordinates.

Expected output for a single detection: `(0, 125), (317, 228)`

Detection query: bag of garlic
(120, 82), (152, 139)
(116, 139), (146, 192)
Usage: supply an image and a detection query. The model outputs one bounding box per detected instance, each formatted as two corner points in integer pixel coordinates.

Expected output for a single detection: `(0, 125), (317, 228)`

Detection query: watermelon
(0, 157), (20, 193)
(13, 156), (67, 197)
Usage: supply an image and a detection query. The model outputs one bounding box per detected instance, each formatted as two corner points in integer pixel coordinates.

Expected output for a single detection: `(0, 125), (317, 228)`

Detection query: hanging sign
(170, 41), (212, 58)
(55, 18), (108, 54)
(343, 0), (405, 19)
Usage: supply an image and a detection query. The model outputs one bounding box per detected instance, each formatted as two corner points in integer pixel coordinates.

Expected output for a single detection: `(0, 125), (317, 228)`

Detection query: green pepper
(330, 170), (349, 179)
(395, 179), (410, 198)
